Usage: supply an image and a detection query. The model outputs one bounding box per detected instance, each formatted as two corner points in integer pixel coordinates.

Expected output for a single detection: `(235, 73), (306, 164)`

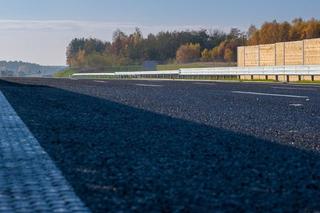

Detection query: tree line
(66, 18), (320, 68)
(247, 18), (320, 45)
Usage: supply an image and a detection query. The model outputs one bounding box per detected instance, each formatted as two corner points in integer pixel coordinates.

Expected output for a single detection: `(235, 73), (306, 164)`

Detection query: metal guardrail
(115, 70), (180, 75)
(73, 73), (115, 76)
(180, 65), (320, 75)
(72, 65), (320, 78)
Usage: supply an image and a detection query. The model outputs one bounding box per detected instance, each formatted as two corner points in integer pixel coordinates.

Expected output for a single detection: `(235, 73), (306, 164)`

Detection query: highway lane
(14, 78), (318, 150)
(0, 78), (319, 212)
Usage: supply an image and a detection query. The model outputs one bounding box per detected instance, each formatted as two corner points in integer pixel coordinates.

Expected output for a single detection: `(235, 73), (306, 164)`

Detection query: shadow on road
(0, 79), (319, 212)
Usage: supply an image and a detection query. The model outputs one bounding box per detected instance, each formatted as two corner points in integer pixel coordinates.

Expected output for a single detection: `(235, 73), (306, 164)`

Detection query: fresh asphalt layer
(0, 78), (319, 212)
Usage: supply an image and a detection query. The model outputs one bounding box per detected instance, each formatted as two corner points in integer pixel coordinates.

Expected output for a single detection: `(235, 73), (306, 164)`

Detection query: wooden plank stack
(275, 42), (285, 66)
(304, 38), (320, 65)
(244, 46), (259, 66)
(237, 47), (245, 67)
(284, 41), (303, 65)
(238, 38), (320, 67)
(260, 44), (276, 66)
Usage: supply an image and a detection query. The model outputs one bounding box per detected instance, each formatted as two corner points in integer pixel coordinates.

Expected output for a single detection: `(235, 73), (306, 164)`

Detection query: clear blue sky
(0, 0), (319, 65)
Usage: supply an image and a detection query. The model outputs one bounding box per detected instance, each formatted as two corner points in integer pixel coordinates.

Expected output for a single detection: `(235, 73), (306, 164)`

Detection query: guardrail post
(244, 46), (246, 67)
(302, 40), (305, 65)
(284, 42), (286, 66)
(258, 45), (261, 66)
(274, 43), (277, 66)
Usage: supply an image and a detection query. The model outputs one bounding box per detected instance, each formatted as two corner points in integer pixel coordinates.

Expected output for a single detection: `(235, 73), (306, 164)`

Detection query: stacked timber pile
(260, 44), (276, 66)
(238, 38), (320, 67)
(304, 39), (320, 65)
(284, 41), (303, 65)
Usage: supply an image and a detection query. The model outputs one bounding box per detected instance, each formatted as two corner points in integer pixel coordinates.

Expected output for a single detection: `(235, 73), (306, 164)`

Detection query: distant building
(0, 70), (15, 77)
(143, 61), (158, 71)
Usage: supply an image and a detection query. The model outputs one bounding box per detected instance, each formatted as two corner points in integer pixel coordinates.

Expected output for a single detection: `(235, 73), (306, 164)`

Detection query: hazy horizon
(0, 0), (319, 66)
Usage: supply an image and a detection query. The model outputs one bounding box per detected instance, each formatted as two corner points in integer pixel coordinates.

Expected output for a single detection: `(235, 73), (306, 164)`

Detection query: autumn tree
(111, 29), (128, 56)
(247, 25), (257, 38)
(176, 43), (201, 64)
(224, 48), (234, 63)
(278, 22), (291, 42)
(247, 18), (320, 45)
(210, 47), (220, 61)
(127, 28), (144, 62)
(303, 18), (320, 39)
(66, 38), (86, 67)
(66, 17), (320, 69)
(201, 49), (211, 61)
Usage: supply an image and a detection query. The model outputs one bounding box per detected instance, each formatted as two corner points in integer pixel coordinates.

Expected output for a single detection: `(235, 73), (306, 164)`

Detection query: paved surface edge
(0, 91), (89, 212)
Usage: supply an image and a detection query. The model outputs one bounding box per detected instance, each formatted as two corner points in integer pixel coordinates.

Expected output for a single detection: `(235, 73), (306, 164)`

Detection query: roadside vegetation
(66, 28), (245, 70)
(62, 18), (320, 76)
(54, 68), (76, 77)
(247, 18), (320, 45)
(157, 62), (236, 70)
(298, 80), (320, 84)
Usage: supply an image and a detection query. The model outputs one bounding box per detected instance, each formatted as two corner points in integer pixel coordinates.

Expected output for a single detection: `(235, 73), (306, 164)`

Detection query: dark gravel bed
(0, 78), (319, 212)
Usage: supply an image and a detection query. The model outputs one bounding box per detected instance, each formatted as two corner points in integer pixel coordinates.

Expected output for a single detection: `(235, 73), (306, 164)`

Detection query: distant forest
(67, 18), (320, 68)
(0, 61), (65, 77)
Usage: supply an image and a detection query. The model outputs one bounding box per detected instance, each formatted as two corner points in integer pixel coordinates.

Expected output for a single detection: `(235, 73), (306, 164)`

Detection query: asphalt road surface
(0, 78), (319, 212)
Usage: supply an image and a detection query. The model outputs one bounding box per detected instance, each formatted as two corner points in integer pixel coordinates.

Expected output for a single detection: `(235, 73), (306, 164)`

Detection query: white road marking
(95, 80), (108, 83)
(135, 84), (163, 87)
(232, 91), (309, 99)
(272, 86), (317, 91)
(0, 92), (89, 211)
(290, 103), (303, 107)
(193, 82), (216, 86)
(288, 84), (320, 88)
